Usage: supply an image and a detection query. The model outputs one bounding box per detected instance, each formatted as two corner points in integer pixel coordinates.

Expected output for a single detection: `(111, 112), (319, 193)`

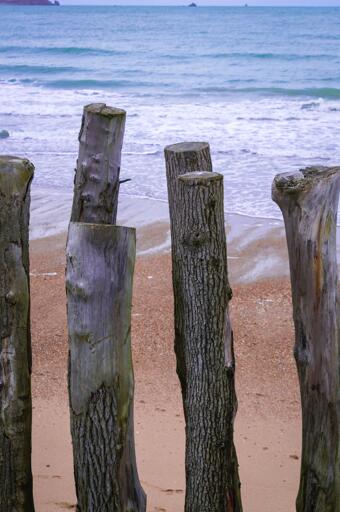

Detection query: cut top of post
(272, 166), (340, 199)
(179, 171), (223, 186)
(83, 103), (126, 119)
(165, 141), (210, 155)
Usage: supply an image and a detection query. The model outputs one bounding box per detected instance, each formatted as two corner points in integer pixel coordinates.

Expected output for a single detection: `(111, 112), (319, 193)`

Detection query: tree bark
(164, 142), (213, 399)
(71, 103), (126, 224)
(66, 222), (146, 512)
(0, 156), (35, 511)
(175, 171), (242, 512)
(272, 166), (340, 512)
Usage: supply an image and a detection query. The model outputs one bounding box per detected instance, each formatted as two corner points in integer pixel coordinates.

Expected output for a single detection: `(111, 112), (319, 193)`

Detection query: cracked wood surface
(272, 166), (340, 512)
(66, 222), (146, 512)
(0, 156), (35, 511)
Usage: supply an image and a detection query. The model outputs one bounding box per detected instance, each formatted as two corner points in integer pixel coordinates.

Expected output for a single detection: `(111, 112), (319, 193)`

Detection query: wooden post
(71, 103), (126, 224)
(272, 166), (340, 512)
(164, 142), (213, 399)
(0, 156), (35, 511)
(66, 222), (146, 512)
(175, 171), (242, 512)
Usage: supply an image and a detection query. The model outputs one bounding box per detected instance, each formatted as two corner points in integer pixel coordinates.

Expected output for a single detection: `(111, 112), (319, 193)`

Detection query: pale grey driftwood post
(0, 156), (35, 511)
(66, 223), (146, 512)
(164, 142), (213, 398)
(175, 171), (242, 512)
(71, 103), (126, 224)
(272, 166), (340, 512)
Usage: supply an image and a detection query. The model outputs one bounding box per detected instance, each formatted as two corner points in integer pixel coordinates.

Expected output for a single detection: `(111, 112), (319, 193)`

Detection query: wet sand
(30, 228), (301, 512)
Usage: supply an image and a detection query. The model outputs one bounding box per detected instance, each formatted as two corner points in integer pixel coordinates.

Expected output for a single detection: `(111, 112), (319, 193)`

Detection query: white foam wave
(1, 82), (340, 222)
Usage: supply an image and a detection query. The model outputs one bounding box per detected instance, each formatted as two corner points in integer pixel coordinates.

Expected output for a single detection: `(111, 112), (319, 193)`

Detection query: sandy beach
(29, 213), (302, 512)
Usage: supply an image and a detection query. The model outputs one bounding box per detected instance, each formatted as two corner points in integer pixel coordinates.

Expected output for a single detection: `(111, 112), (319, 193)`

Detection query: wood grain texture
(0, 156), (35, 511)
(66, 222), (146, 512)
(164, 142), (213, 399)
(272, 166), (340, 512)
(71, 103), (126, 225)
(175, 171), (242, 512)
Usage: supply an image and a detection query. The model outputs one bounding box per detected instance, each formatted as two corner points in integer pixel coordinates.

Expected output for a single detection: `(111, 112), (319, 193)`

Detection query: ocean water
(1, 5), (340, 220)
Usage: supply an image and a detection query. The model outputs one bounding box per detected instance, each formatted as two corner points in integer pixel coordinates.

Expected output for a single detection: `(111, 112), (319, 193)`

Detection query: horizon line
(53, 3), (340, 6)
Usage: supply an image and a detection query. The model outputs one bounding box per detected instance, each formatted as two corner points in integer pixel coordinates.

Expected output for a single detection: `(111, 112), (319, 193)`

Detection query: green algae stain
(324, 212), (334, 242)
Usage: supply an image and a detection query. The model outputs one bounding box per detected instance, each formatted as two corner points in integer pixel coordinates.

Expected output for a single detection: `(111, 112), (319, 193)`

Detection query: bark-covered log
(272, 166), (340, 512)
(71, 103), (126, 224)
(66, 222), (146, 512)
(175, 171), (242, 512)
(0, 156), (35, 511)
(164, 142), (213, 399)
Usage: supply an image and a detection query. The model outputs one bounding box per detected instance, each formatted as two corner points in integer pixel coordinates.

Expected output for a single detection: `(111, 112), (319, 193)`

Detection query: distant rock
(0, 0), (60, 5)
(188, 2), (197, 6)
(0, 130), (9, 139)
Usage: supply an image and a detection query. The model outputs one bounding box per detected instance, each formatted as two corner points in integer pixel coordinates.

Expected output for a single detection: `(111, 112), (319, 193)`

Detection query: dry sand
(29, 229), (302, 512)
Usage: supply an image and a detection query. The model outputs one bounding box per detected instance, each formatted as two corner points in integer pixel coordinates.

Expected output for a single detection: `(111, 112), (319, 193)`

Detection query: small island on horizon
(0, 0), (59, 5)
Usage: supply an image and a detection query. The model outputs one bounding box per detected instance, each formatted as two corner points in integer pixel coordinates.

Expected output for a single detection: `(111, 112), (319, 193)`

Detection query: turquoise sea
(1, 5), (340, 219)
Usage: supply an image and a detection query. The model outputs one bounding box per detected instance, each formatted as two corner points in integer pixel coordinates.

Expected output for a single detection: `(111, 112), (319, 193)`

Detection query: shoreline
(31, 187), (291, 283)
(31, 187), (286, 239)
(30, 188), (340, 284)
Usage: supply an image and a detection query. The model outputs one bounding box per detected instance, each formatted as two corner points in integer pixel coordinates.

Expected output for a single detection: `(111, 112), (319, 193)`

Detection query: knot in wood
(183, 229), (210, 248)
(66, 279), (89, 300)
(273, 171), (305, 194)
(80, 192), (93, 203)
(5, 290), (16, 305)
(91, 153), (102, 163)
(89, 173), (100, 183)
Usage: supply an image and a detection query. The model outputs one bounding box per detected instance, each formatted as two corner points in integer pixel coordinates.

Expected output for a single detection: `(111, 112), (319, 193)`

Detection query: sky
(59, 0), (340, 5)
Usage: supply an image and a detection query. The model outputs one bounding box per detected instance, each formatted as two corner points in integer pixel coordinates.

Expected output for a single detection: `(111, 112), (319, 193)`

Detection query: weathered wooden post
(165, 144), (241, 511)
(67, 104), (145, 511)
(71, 103), (126, 224)
(66, 223), (146, 511)
(164, 142), (213, 398)
(0, 156), (35, 511)
(272, 166), (340, 512)
(172, 170), (242, 512)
